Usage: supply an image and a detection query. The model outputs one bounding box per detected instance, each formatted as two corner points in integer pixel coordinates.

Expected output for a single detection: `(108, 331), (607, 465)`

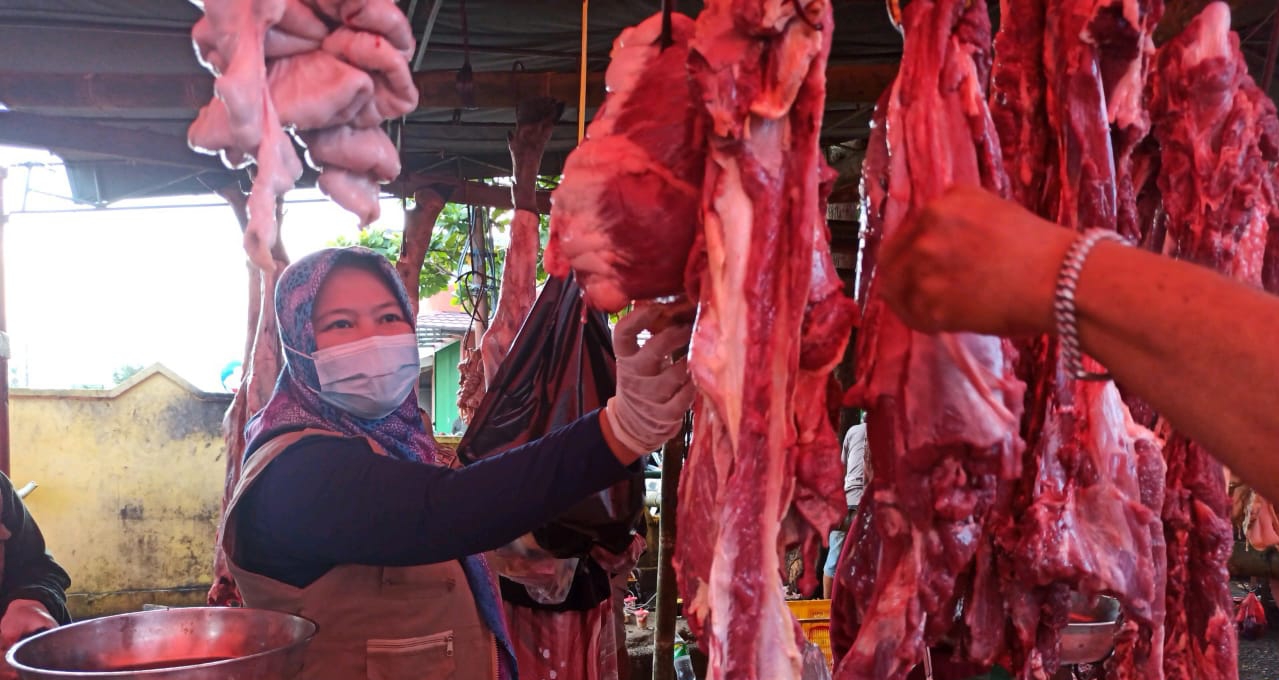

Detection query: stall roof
(0, 0), (1276, 206)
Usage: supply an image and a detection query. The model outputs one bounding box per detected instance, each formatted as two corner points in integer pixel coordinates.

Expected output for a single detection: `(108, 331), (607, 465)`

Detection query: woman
(876, 184), (1279, 504)
(0, 472), (71, 680)
(219, 247), (692, 680)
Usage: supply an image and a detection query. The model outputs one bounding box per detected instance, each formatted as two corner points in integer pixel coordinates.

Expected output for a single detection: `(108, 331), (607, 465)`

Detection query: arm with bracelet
(876, 184), (1279, 504)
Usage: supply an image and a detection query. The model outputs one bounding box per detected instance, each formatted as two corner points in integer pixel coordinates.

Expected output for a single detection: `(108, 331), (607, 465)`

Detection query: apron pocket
(366, 631), (456, 680)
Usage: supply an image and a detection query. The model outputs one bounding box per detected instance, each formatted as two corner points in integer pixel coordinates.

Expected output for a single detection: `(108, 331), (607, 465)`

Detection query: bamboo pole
(0, 167), (8, 477)
(653, 418), (690, 680)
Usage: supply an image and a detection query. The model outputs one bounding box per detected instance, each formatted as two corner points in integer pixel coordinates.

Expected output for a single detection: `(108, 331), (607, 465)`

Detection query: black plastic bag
(457, 275), (644, 558)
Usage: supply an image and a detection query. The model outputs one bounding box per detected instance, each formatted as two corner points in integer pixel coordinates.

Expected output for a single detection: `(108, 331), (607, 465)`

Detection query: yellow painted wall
(9, 365), (232, 618)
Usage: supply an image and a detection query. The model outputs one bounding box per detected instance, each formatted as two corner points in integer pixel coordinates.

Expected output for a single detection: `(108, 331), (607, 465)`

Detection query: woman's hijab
(244, 246), (438, 463)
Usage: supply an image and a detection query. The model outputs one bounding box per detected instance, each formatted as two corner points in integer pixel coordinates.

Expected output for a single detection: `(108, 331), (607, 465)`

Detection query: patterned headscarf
(244, 246), (437, 463)
(243, 247), (517, 680)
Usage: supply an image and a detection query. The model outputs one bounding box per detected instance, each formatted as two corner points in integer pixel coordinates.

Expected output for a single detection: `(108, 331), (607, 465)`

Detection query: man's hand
(877, 185), (1073, 336)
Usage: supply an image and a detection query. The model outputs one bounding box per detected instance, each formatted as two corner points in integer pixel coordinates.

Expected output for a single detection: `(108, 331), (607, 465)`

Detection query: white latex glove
(606, 306), (695, 456)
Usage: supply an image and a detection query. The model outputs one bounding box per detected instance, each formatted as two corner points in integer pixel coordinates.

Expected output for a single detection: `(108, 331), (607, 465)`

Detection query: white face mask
(296, 333), (421, 420)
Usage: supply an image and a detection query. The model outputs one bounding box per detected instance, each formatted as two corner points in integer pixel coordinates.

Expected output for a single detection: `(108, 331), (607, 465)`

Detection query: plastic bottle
(674, 634), (697, 680)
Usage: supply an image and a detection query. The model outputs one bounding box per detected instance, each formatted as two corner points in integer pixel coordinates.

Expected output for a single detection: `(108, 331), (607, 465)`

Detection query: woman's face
(312, 264), (413, 351)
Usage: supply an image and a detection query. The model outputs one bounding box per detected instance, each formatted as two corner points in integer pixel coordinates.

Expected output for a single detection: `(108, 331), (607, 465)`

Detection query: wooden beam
(394, 174), (553, 214)
(0, 64), (899, 113)
(0, 110), (228, 171)
(0, 73), (212, 111)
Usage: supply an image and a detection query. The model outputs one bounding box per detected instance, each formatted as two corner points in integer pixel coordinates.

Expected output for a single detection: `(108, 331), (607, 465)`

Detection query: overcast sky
(0, 145), (410, 392)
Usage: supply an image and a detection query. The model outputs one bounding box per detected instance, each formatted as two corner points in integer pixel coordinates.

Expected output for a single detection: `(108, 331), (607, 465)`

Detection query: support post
(0, 167), (8, 478)
(653, 418), (689, 680)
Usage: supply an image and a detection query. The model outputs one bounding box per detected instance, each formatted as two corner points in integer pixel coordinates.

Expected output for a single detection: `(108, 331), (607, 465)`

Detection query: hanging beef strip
(833, 1), (1171, 677)
(999, 1), (1168, 678)
(1146, 4), (1279, 677)
(673, 0), (856, 678)
(831, 1), (1027, 677)
(989, 0), (1051, 214)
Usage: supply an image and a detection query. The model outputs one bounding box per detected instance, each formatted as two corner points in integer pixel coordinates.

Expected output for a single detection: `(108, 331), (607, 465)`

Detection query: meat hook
(791, 0), (824, 31)
(886, 0), (904, 35)
(659, 0), (677, 49)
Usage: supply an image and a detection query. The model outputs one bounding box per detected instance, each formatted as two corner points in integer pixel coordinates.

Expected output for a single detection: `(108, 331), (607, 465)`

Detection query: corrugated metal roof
(416, 310), (471, 350)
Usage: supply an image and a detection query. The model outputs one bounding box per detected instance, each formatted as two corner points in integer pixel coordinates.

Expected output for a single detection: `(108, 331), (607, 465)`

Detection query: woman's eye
(380, 313), (404, 324)
(325, 319), (353, 331)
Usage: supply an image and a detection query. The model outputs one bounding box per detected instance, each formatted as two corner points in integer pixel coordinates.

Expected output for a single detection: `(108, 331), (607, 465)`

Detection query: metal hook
(659, 0), (677, 49)
(887, 0), (904, 35)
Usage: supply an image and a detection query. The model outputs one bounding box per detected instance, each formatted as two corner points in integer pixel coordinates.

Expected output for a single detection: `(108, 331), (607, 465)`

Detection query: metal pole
(652, 417), (690, 680)
(577, 0), (589, 142)
(0, 167), (10, 477)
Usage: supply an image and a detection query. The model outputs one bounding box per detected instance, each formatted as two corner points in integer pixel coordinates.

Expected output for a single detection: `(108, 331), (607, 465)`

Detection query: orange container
(787, 599), (833, 668)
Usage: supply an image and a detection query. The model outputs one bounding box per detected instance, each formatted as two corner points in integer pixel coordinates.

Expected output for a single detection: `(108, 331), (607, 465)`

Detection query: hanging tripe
(186, 0), (418, 272)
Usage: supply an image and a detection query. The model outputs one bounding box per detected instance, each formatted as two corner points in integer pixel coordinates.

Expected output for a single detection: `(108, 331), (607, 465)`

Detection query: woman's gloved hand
(604, 305), (695, 460)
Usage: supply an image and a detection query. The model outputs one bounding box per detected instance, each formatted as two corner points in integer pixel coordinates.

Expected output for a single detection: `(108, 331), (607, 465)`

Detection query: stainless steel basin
(1060, 594), (1121, 665)
(6, 607), (316, 679)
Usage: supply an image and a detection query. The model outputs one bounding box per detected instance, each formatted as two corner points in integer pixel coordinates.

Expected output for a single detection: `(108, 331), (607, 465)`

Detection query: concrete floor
(1237, 581), (1279, 680)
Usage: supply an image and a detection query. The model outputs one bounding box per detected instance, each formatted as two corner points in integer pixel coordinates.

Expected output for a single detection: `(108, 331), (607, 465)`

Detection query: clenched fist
(877, 185), (1074, 337)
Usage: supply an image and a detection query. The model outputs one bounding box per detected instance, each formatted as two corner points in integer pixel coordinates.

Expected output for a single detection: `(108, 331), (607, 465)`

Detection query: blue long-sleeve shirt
(234, 410), (632, 588)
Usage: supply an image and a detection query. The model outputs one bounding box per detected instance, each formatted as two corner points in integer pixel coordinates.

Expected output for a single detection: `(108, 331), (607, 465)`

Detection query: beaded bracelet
(1053, 228), (1128, 382)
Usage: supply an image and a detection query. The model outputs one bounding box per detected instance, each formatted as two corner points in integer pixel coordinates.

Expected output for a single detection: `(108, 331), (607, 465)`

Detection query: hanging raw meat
(989, 0), (1050, 213)
(547, 3), (858, 678)
(187, 0), (417, 270)
(1004, 1), (1169, 678)
(207, 186), (289, 607)
(1147, 4), (1279, 676)
(544, 12), (705, 312)
(832, 1), (1274, 679)
(480, 207), (541, 385)
(456, 329), (485, 426)
(831, 1), (1027, 678)
(480, 98), (562, 385)
(395, 188), (447, 319)
(672, 0), (856, 678)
